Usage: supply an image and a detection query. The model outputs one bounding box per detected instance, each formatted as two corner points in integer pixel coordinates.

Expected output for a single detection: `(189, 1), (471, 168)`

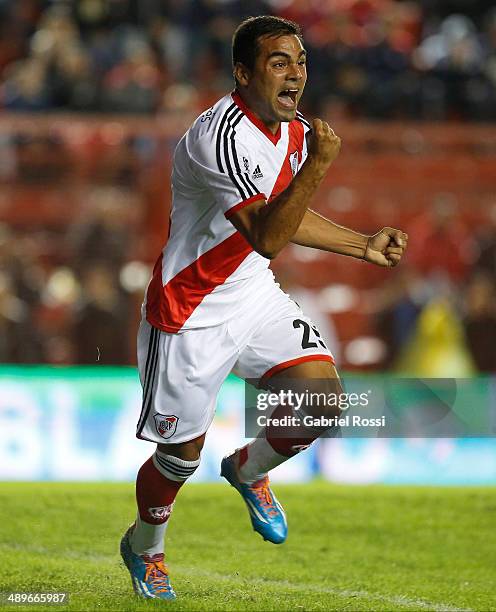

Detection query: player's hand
(307, 119), (341, 171)
(364, 227), (408, 268)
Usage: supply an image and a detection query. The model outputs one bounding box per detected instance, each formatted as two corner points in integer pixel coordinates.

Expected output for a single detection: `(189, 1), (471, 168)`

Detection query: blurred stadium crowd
(0, 0), (496, 375)
(1, 0), (496, 119)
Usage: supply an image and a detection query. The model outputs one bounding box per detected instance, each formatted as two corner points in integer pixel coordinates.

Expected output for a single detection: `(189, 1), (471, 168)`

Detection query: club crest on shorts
(289, 151), (299, 176)
(153, 413), (179, 439)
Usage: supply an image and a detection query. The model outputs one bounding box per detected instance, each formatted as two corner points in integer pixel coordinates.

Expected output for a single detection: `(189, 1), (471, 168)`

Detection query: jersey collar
(231, 90), (281, 146)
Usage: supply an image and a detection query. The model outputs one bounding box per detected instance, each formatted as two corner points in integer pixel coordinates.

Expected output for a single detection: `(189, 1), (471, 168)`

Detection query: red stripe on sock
(136, 456), (183, 525)
(238, 446), (249, 468)
(265, 403), (321, 458)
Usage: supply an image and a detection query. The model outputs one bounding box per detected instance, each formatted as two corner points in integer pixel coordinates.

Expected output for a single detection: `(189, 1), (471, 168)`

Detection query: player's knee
(157, 433), (206, 461)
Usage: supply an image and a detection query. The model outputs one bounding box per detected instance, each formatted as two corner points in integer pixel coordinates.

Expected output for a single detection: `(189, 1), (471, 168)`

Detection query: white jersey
(145, 91), (311, 333)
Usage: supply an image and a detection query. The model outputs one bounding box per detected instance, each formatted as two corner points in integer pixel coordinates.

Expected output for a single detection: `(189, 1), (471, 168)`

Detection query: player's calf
(132, 450), (200, 555)
(264, 376), (343, 457)
(121, 447), (201, 599)
(222, 378), (342, 543)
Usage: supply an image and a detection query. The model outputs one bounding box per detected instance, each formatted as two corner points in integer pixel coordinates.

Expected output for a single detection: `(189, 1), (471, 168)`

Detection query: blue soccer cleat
(221, 454), (287, 544)
(120, 525), (176, 600)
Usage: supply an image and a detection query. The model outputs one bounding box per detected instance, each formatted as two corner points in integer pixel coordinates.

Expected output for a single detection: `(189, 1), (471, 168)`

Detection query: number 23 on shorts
(293, 319), (328, 350)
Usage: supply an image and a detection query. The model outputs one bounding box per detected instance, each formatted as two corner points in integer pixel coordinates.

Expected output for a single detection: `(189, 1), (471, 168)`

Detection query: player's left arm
(291, 209), (408, 267)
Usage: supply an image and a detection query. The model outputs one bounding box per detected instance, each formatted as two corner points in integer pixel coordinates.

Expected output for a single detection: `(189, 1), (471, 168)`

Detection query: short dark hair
(232, 15), (303, 72)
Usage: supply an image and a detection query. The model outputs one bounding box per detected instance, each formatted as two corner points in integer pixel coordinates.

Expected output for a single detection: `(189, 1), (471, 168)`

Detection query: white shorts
(136, 283), (335, 444)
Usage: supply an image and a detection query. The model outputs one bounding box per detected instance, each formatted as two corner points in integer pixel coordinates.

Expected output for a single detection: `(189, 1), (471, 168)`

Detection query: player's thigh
(234, 297), (336, 383)
(233, 298), (343, 418)
(136, 320), (238, 445)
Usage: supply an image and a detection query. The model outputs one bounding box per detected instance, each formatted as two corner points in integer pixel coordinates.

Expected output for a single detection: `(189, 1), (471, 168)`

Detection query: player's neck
(234, 89), (280, 135)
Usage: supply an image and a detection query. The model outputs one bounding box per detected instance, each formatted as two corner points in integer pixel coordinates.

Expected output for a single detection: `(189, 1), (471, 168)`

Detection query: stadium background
(1, 0), (496, 485)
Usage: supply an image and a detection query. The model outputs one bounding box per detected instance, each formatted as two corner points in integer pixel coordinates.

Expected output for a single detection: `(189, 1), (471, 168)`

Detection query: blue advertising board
(0, 366), (495, 484)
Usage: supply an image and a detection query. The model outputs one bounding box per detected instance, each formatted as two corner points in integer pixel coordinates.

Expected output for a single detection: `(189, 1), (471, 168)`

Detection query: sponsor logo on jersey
(289, 151), (299, 176)
(153, 413), (179, 439)
(242, 156), (250, 172)
(252, 164), (263, 179)
(148, 503), (174, 521)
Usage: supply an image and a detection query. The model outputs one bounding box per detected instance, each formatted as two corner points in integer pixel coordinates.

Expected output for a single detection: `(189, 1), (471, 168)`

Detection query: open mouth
(277, 89), (298, 109)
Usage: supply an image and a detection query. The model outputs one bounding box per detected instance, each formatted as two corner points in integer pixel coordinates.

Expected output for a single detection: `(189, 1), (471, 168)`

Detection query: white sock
(237, 437), (289, 484)
(130, 513), (170, 556)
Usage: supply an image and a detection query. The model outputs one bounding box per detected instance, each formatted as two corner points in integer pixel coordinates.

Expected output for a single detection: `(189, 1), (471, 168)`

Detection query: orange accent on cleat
(142, 554), (171, 595)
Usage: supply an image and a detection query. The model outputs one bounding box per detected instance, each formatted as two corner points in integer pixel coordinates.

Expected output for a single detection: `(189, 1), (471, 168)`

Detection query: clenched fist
(307, 118), (341, 170)
(364, 227), (408, 268)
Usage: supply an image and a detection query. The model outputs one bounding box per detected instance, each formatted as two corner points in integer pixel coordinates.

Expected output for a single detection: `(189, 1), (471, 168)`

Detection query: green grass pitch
(0, 481), (495, 611)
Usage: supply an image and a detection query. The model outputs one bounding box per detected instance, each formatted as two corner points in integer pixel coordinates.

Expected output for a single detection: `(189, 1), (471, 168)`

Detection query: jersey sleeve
(190, 133), (266, 219)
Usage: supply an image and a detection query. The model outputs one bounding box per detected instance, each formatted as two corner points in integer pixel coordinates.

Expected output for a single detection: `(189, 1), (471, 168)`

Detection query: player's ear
(233, 62), (251, 87)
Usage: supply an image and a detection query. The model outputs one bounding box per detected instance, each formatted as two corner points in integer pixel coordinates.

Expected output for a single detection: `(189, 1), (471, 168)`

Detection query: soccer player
(121, 15), (408, 599)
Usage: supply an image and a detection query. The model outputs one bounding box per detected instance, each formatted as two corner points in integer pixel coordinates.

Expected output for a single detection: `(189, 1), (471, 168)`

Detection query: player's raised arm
(292, 210), (409, 267)
(228, 118), (341, 259)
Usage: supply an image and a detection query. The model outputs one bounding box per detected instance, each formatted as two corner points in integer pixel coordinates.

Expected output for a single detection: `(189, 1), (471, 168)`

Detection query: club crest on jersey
(289, 151), (299, 176)
(153, 413), (179, 439)
(148, 503), (174, 521)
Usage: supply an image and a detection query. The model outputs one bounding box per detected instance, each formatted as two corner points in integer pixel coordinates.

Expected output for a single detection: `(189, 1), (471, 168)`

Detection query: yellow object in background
(396, 299), (476, 377)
